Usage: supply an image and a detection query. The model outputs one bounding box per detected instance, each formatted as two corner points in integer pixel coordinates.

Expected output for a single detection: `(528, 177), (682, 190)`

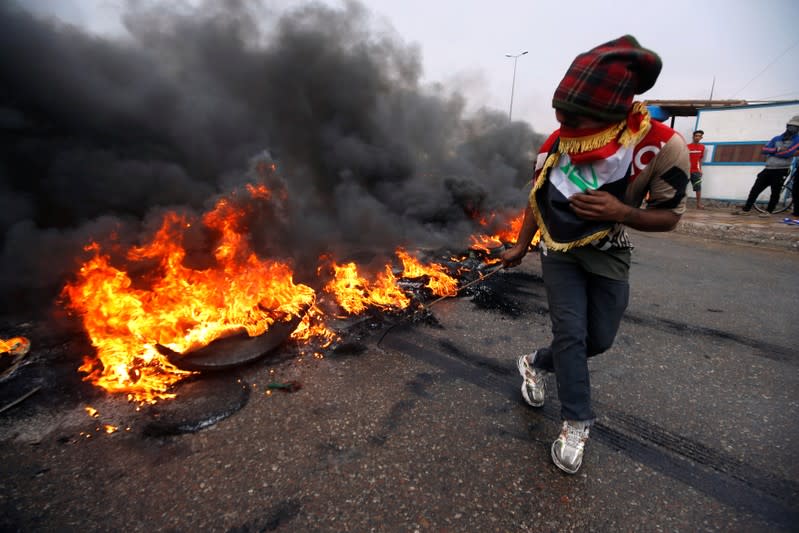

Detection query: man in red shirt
(687, 130), (705, 209)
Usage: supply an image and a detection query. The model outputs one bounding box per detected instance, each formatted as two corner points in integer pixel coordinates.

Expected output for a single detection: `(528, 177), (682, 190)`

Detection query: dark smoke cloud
(0, 0), (544, 312)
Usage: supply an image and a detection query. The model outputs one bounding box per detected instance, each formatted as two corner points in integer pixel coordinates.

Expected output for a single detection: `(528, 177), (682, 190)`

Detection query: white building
(696, 101), (799, 202)
(645, 99), (799, 203)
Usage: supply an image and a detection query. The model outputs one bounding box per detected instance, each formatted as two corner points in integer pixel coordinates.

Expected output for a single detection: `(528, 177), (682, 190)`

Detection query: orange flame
(323, 261), (410, 315)
(62, 185), (318, 403)
(322, 248), (460, 315)
(531, 229), (541, 247)
(0, 336), (30, 356)
(469, 234), (504, 253)
(61, 182), (531, 403)
(290, 303), (338, 348)
(496, 212), (525, 243)
(469, 211), (539, 253)
(395, 248), (458, 297)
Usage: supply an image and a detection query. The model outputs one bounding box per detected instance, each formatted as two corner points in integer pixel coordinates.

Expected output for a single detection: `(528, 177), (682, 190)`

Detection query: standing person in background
(733, 116), (799, 217)
(687, 130), (705, 209)
(500, 35), (689, 475)
(790, 157), (799, 220)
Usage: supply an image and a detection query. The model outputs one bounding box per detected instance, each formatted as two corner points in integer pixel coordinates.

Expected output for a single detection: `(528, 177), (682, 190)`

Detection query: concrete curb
(675, 219), (799, 251)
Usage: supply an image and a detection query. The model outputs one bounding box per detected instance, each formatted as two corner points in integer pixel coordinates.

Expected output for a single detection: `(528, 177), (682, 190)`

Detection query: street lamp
(505, 50), (528, 122)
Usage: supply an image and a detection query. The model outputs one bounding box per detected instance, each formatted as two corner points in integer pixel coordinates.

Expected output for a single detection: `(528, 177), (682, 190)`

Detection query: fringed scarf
(530, 102), (651, 251)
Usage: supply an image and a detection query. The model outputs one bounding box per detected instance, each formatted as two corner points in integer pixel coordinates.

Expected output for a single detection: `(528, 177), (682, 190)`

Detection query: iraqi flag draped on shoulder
(530, 102), (652, 251)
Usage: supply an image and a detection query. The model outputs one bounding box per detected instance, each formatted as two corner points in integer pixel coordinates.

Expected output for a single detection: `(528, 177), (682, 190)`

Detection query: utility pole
(505, 51), (528, 122)
(708, 75), (716, 102)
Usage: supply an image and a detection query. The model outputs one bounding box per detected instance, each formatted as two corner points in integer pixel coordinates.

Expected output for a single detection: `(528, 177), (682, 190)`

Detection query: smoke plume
(0, 0), (544, 312)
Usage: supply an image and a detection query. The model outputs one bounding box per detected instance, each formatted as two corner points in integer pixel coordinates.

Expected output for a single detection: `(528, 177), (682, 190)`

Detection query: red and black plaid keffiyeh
(553, 35), (662, 122)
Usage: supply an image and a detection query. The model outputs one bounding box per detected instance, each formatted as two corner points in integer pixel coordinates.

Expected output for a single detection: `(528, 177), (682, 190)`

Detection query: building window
(711, 143), (764, 163)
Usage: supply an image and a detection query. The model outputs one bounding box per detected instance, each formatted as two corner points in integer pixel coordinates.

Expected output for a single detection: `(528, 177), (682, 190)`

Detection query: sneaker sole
(551, 442), (581, 474)
(520, 382), (544, 407)
(517, 355), (544, 407)
(516, 354), (529, 378)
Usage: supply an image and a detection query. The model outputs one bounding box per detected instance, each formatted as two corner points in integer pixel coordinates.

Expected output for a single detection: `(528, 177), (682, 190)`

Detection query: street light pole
(505, 50), (528, 122)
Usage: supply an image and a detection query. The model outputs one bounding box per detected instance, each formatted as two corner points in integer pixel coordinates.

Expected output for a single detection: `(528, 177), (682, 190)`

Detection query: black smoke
(0, 0), (544, 313)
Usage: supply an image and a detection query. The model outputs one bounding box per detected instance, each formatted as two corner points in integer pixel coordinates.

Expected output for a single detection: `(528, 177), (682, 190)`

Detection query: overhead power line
(753, 91), (799, 101)
(730, 37), (799, 98)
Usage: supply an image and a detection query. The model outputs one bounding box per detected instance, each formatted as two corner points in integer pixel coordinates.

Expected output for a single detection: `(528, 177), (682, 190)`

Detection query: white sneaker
(516, 351), (546, 407)
(551, 420), (590, 474)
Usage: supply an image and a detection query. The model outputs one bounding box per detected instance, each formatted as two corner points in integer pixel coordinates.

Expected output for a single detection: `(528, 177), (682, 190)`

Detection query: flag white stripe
(549, 147), (633, 199)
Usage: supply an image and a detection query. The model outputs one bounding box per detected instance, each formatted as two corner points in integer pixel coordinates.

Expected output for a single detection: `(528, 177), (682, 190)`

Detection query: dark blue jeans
(743, 168), (789, 212)
(533, 251), (630, 422)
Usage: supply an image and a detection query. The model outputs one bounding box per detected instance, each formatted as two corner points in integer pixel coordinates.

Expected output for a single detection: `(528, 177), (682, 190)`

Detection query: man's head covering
(788, 115), (799, 127)
(553, 35), (662, 122)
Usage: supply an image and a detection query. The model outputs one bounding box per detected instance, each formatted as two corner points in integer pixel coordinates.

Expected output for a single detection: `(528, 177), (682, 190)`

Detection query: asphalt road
(1, 230), (797, 532)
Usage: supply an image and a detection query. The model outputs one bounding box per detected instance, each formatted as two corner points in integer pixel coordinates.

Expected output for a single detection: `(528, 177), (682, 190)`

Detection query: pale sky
(22, 0), (799, 136)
